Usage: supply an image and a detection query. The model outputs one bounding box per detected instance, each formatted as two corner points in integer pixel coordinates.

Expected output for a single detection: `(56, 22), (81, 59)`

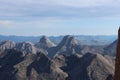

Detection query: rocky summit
(35, 36), (56, 50)
(0, 40), (16, 50)
(16, 41), (39, 54)
(48, 35), (82, 57)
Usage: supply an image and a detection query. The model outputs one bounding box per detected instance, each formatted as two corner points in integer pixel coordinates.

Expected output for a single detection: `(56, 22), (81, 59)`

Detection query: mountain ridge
(0, 35), (117, 45)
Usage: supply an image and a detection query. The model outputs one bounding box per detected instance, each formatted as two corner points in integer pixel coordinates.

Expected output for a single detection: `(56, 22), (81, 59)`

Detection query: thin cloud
(0, 0), (120, 19)
(0, 20), (13, 26)
(0, 0), (119, 36)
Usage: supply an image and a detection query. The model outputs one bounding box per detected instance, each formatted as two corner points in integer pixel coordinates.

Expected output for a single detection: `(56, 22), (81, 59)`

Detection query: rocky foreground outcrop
(0, 49), (26, 80)
(25, 52), (68, 80)
(54, 53), (114, 80)
(114, 28), (120, 80)
(0, 48), (114, 80)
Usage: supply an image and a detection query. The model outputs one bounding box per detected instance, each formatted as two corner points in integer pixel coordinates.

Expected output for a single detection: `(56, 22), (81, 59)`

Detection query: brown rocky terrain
(114, 28), (120, 80)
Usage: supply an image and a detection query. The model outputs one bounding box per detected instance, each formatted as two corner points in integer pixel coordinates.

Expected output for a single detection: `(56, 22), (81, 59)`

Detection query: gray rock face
(81, 45), (104, 54)
(104, 40), (117, 56)
(35, 36), (56, 50)
(60, 53), (114, 80)
(58, 35), (78, 47)
(16, 52), (68, 80)
(48, 35), (81, 57)
(53, 54), (68, 68)
(16, 41), (39, 54)
(0, 40), (15, 50)
(54, 53), (82, 68)
(0, 49), (26, 80)
(0, 48), (114, 80)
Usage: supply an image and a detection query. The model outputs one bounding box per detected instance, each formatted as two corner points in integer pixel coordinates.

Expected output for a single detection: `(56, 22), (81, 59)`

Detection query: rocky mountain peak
(25, 52), (68, 80)
(40, 36), (55, 46)
(16, 41), (38, 54)
(0, 40), (16, 50)
(39, 36), (48, 43)
(36, 36), (56, 49)
(48, 35), (81, 57)
(58, 35), (78, 47)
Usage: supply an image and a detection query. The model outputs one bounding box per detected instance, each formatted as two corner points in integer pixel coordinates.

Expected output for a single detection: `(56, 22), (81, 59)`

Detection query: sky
(0, 0), (120, 36)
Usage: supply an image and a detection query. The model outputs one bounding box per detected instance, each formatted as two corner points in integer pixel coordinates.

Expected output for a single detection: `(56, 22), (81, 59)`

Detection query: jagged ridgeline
(0, 35), (116, 80)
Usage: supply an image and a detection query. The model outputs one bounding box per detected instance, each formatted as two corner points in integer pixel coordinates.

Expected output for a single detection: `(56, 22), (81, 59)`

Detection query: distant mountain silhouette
(0, 35), (117, 45)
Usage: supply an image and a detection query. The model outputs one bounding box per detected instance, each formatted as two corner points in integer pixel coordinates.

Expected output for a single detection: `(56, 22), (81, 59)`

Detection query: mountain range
(0, 35), (117, 80)
(0, 35), (117, 45)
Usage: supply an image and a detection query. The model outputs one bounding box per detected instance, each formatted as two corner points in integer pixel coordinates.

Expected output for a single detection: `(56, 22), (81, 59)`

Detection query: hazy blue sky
(0, 0), (120, 36)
